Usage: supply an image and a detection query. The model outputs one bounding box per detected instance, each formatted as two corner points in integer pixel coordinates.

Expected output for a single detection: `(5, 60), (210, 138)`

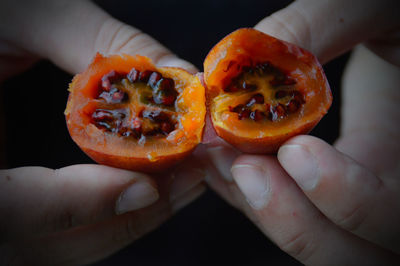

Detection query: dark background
(1, 0), (349, 265)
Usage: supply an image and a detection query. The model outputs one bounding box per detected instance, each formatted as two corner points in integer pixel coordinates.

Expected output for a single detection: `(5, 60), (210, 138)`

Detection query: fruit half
(65, 53), (205, 172)
(204, 28), (332, 153)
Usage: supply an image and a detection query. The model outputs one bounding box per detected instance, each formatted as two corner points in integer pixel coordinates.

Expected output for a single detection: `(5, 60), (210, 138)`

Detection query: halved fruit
(65, 53), (205, 173)
(66, 29), (332, 172)
(204, 28), (332, 153)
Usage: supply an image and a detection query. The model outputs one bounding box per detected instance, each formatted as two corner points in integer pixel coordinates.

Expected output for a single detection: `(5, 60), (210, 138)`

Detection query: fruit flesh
(217, 61), (305, 123)
(204, 28), (332, 153)
(210, 59), (327, 140)
(92, 69), (178, 139)
(65, 54), (205, 170)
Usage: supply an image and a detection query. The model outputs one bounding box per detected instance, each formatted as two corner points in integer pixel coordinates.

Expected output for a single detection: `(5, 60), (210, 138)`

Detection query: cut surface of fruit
(204, 28), (332, 153)
(65, 54), (205, 172)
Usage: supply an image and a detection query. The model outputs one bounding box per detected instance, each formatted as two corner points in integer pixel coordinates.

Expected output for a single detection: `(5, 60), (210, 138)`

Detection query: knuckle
(278, 230), (316, 262)
(94, 18), (141, 55)
(267, 6), (312, 51)
(93, 18), (171, 64)
(334, 203), (368, 232)
(333, 160), (382, 232)
(111, 214), (144, 245)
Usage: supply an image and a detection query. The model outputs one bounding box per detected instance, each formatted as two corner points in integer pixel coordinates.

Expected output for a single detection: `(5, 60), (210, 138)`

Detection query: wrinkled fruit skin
(66, 28), (332, 172)
(204, 28), (332, 153)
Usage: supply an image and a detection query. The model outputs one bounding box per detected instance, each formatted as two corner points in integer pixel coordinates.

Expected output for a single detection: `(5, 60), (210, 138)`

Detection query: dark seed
(224, 85), (240, 92)
(242, 82), (257, 90)
(152, 78), (177, 106)
(92, 109), (125, 121)
(142, 110), (169, 122)
(119, 126), (138, 138)
(139, 70), (152, 82)
(99, 87), (127, 104)
(275, 104), (286, 118)
(229, 104), (245, 113)
(286, 99), (300, 113)
(275, 90), (288, 99)
(253, 93), (265, 104)
(240, 65), (251, 73)
(153, 90), (176, 106)
(158, 78), (175, 91)
(141, 110), (176, 136)
(246, 93), (264, 107)
(96, 121), (112, 130)
(250, 110), (264, 121)
(92, 110), (113, 121)
(270, 76), (296, 86)
(161, 122), (174, 134)
(162, 95), (176, 106)
(127, 68), (139, 83)
(265, 104), (274, 121)
(101, 71), (122, 91)
(238, 109), (251, 120)
(92, 109), (126, 132)
(292, 90), (305, 103)
(268, 104), (286, 122)
(147, 72), (162, 88)
(111, 90), (127, 103)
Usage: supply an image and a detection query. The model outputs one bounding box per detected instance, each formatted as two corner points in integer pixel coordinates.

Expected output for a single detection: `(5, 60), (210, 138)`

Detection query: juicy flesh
(91, 69), (178, 142)
(214, 62), (305, 124)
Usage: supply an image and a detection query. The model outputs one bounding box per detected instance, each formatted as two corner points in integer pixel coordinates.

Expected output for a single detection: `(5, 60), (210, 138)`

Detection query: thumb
(1, 0), (197, 74)
(255, 0), (399, 64)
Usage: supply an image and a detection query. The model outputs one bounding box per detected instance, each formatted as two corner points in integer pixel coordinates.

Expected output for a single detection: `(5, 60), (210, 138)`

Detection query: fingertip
(115, 179), (159, 214)
(277, 143), (320, 191)
(207, 143), (240, 182)
(169, 164), (206, 202)
(230, 155), (272, 210)
(156, 54), (198, 74)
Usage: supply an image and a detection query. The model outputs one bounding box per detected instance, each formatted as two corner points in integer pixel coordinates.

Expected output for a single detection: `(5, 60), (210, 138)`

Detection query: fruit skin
(80, 145), (194, 173)
(66, 28), (331, 172)
(212, 118), (323, 154)
(65, 53), (205, 173)
(204, 28), (332, 154)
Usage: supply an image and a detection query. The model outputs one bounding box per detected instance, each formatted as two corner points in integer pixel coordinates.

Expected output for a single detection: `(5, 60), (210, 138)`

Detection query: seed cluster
(92, 69), (178, 139)
(127, 69), (177, 106)
(226, 62), (305, 122)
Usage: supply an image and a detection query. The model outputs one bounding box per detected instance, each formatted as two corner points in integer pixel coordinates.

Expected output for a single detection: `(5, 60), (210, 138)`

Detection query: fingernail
(278, 144), (319, 191)
(231, 164), (270, 210)
(207, 146), (240, 182)
(170, 168), (205, 202)
(171, 184), (206, 212)
(116, 181), (159, 214)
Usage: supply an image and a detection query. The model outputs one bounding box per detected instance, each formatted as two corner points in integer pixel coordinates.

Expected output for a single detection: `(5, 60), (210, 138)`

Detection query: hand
(0, 0), (204, 265)
(205, 0), (400, 264)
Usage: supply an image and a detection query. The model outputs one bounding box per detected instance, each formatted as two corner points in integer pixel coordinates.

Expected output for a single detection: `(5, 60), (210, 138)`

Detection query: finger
(208, 155), (398, 264)
(232, 155), (399, 264)
(278, 135), (400, 253)
(335, 45), (400, 176)
(254, 0), (400, 64)
(205, 139), (241, 182)
(0, 165), (159, 240)
(0, 0), (197, 73)
(1, 172), (206, 266)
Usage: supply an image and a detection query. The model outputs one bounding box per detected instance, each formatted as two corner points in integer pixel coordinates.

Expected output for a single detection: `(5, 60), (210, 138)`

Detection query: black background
(1, 0), (349, 265)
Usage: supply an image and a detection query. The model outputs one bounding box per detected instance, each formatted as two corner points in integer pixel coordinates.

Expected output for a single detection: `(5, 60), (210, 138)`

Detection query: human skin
(0, 1), (204, 265)
(205, 0), (400, 264)
(1, 0), (399, 265)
